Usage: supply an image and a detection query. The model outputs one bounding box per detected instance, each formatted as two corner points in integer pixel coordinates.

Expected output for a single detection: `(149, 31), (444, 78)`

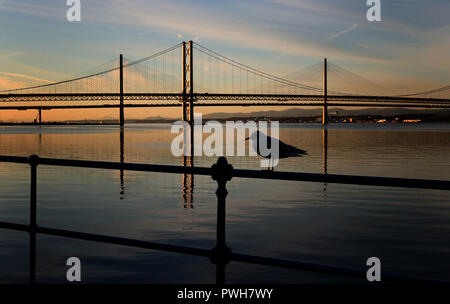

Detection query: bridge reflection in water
(323, 128), (328, 200)
(178, 126), (328, 209)
(165, 126), (327, 209)
(117, 126), (195, 208)
(182, 156), (194, 209)
(120, 127), (125, 199)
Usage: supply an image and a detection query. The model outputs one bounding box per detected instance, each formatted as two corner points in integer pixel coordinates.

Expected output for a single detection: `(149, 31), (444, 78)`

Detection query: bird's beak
(245, 137), (249, 141)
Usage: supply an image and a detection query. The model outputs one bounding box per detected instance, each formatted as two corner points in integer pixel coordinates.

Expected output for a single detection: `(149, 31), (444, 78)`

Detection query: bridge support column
(188, 40), (194, 124)
(182, 42), (187, 121)
(322, 58), (328, 126)
(182, 41), (194, 157)
(38, 109), (42, 125)
(119, 54), (124, 127)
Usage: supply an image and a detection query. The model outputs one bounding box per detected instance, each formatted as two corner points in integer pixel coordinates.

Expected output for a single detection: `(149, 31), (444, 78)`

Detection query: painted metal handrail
(0, 154), (449, 284)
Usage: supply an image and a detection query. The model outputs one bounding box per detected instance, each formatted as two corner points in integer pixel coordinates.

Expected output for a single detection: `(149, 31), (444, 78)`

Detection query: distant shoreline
(1, 106), (449, 125)
(1, 107), (448, 125)
(1, 119), (449, 126)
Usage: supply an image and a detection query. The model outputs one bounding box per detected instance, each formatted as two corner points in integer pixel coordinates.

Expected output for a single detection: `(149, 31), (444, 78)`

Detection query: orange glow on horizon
(0, 106), (318, 123)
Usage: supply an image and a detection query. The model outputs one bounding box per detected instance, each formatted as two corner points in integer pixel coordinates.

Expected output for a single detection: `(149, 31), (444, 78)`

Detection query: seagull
(245, 130), (307, 170)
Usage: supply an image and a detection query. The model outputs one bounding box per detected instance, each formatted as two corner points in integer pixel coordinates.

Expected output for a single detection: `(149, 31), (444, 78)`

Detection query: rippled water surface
(0, 123), (449, 283)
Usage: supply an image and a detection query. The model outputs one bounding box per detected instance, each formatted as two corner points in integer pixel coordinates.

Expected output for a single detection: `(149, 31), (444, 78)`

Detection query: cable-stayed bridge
(1, 41), (449, 125)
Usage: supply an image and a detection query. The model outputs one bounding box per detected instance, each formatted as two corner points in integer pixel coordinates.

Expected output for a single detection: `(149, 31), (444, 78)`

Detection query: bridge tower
(182, 41), (194, 123)
(182, 41), (194, 161)
(322, 58), (328, 125)
(119, 54), (124, 127)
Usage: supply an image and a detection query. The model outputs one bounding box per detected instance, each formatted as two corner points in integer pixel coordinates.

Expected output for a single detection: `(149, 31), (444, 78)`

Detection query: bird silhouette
(246, 130), (307, 170)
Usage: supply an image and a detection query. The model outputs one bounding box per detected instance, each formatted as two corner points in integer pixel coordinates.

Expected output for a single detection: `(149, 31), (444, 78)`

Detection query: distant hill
(144, 115), (171, 120)
(48, 108), (448, 124)
(203, 108), (450, 119)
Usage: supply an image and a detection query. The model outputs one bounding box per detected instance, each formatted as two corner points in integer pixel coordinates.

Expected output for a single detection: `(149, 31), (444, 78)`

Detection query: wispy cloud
(1, 72), (52, 83)
(0, 1), (62, 19)
(0, 0), (449, 90)
(0, 77), (28, 90)
(84, 1), (394, 65)
(328, 24), (357, 40)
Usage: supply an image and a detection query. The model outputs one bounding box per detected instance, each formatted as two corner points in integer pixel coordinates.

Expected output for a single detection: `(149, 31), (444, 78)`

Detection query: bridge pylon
(182, 41), (194, 158)
(182, 41), (194, 123)
(323, 58), (328, 126)
(119, 54), (124, 127)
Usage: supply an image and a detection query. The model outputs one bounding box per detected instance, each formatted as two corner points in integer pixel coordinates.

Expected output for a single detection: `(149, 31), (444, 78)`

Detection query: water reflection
(182, 156), (194, 209)
(322, 128), (328, 199)
(0, 123), (450, 283)
(120, 127), (125, 199)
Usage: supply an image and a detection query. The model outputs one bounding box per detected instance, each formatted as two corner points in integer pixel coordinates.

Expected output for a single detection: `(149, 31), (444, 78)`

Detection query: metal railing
(0, 154), (449, 284)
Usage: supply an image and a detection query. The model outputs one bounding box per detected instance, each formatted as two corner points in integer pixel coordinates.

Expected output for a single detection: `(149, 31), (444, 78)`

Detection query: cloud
(1, 72), (52, 83)
(1, 0), (449, 90)
(327, 24), (357, 40)
(84, 1), (394, 65)
(356, 43), (370, 49)
(1, 1), (445, 66)
(0, 77), (28, 90)
(0, 1), (62, 19)
(0, 71), (53, 91)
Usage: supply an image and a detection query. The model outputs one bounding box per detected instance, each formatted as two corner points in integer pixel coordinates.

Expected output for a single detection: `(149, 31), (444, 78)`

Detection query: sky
(0, 0), (449, 121)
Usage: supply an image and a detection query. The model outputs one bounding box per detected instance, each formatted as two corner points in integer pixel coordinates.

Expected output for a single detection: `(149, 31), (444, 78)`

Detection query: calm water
(0, 123), (449, 283)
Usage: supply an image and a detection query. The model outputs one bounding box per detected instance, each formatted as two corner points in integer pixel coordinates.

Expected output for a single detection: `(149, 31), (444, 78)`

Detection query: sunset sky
(0, 0), (449, 121)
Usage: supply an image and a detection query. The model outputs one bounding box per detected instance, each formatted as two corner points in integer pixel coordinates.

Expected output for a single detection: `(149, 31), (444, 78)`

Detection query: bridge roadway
(0, 93), (449, 110)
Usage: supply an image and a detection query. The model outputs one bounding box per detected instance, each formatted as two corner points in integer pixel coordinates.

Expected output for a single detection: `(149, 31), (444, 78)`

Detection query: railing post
(28, 154), (39, 285)
(210, 157), (233, 285)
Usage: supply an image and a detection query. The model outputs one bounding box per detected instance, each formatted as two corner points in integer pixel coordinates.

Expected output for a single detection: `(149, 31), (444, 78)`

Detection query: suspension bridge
(1, 41), (449, 125)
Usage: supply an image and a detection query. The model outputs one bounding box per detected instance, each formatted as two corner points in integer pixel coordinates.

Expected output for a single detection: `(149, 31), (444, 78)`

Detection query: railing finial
(211, 157), (233, 183)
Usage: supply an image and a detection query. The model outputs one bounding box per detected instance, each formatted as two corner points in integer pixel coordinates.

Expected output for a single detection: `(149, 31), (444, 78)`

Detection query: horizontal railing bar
(0, 221), (211, 258)
(232, 169), (450, 190)
(0, 155), (449, 190)
(37, 226), (212, 258)
(0, 221), (447, 284)
(0, 155), (29, 164)
(39, 158), (213, 176)
(230, 253), (449, 284)
(0, 221), (30, 232)
(0, 155), (212, 175)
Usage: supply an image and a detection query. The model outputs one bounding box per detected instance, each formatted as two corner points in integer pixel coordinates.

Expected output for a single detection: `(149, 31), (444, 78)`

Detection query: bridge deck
(0, 93), (449, 110)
